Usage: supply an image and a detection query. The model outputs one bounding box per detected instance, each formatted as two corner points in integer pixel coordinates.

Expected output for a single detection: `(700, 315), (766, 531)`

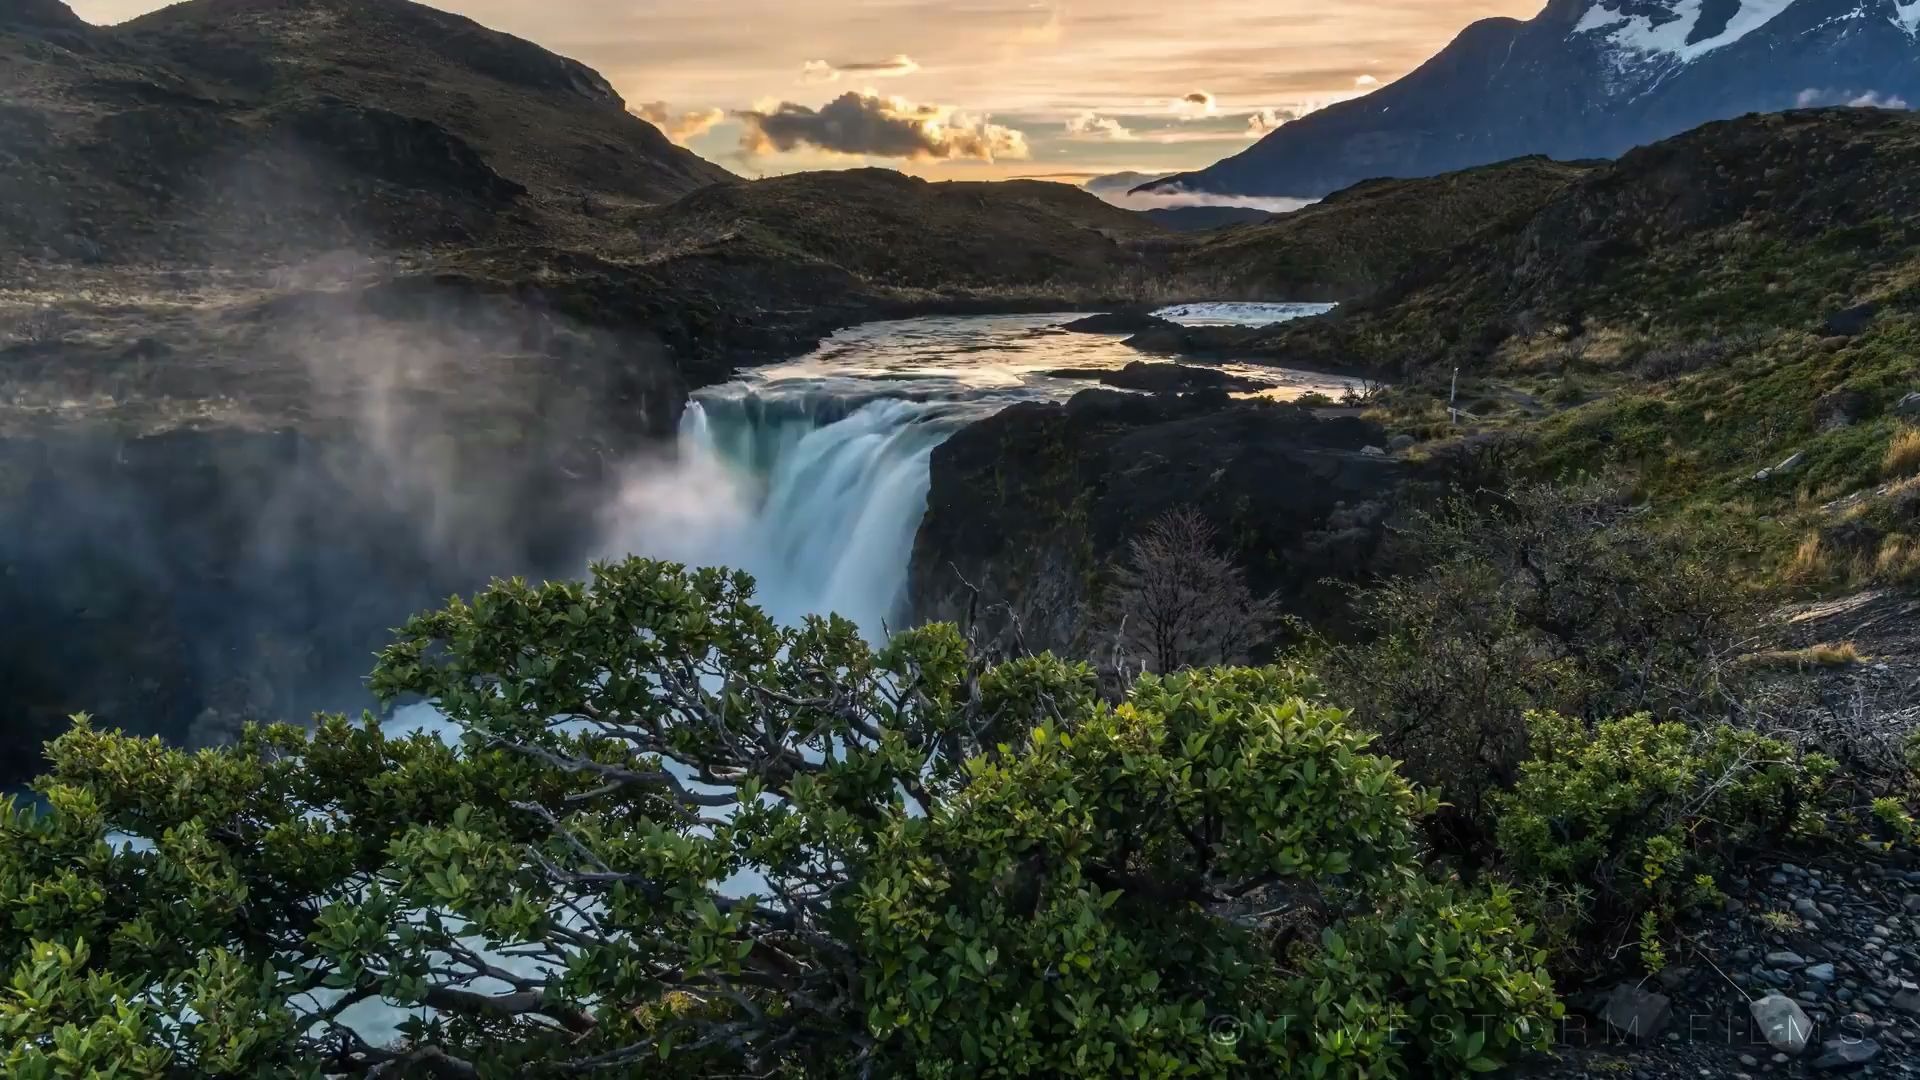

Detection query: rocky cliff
(908, 390), (1404, 656)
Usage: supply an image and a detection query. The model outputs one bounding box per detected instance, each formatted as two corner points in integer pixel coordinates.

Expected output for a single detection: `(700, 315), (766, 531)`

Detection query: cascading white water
(598, 392), (970, 640)
(594, 305), (1352, 643)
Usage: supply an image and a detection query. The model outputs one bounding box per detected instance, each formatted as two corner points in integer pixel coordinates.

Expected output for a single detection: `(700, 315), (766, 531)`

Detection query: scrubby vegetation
(2, 559), (1563, 1078)
(11, 520), (1914, 1076)
(1317, 483), (1756, 832)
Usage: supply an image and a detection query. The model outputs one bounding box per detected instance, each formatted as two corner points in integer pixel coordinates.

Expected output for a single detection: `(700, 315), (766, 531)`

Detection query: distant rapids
(596, 305), (1345, 640)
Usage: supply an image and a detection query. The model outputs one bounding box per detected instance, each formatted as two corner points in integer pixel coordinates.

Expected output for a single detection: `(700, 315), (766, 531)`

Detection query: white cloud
(1173, 90), (1216, 119)
(1065, 110), (1136, 140)
(738, 90), (1029, 160)
(1849, 91), (1910, 108)
(1245, 107), (1297, 137)
(633, 101), (727, 144)
(1355, 73), (1379, 87)
(1086, 177), (1318, 214)
(1797, 88), (1911, 109)
(800, 54), (920, 85)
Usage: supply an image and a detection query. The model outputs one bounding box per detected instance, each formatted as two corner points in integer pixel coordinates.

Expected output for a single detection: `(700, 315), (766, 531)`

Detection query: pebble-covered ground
(1526, 853), (1919, 1078)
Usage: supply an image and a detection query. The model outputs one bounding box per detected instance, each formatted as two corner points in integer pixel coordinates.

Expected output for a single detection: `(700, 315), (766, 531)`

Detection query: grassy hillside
(1239, 109), (1920, 372)
(1226, 108), (1920, 594)
(1172, 156), (1596, 301)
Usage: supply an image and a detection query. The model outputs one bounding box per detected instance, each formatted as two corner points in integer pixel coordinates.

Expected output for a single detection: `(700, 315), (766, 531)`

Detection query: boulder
(1059, 311), (1178, 336)
(1894, 391), (1920, 419)
(1822, 302), (1879, 338)
(1811, 1037), (1879, 1070)
(1599, 983), (1672, 1041)
(1752, 451), (1805, 483)
(1751, 993), (1815, 1056)
(1097, 362), (1267, 394)
(1813, 388), (1870, 432)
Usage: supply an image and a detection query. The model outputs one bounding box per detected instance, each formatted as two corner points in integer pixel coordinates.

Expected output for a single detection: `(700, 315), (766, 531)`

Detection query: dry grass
(1787, 533), (1836, 584)
(1875, 533), (1920, 580)
(1745, 641), (1865, 670)
(1785, 530), (1920, 590)
(1885, 426), (1920, 478)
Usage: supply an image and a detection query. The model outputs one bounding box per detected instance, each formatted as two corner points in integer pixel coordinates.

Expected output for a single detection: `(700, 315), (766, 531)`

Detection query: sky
(70, 0), (1540, 191)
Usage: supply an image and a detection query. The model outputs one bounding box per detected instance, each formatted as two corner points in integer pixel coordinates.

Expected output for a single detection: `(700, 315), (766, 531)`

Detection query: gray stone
(1753, 452), (1805, 482)
(1796, 898), (1822, 919)
(1602, 982), (1673, 1041)
(1752, 993), (1816, 1056)
(1806, 962), (1837, 982)
(1811, 1037), (1879, 1070)
(1387, 433), (1416, 452)
(1769, 951), (1809, 967)
(1894, 989), (1920, 1018)
(1894, 391), (1920, 419)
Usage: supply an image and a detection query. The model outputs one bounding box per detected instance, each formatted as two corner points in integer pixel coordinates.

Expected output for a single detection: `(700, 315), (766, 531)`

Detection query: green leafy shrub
(0, 558), (1558, 1078)
(1278, 878), (1556, 1076)
(1321, 482), (1756, 838)
(1494, 712), (1834, 973)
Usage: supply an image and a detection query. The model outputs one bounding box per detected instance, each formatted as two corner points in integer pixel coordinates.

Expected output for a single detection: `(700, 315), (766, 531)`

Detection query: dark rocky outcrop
(1059, 311), (1179, 335)
(907, 390), (1404, 656)
(1096, 362), (1266, 394)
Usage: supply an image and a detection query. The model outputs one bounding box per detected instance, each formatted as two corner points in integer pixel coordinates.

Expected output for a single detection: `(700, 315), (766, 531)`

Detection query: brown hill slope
(1172, 156), (1598, 302)
(627, 170), (1169, 297)
(0, 0), (730, 262)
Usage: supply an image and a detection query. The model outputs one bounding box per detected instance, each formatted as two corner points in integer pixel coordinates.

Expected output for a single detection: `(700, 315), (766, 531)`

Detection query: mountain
(1143, 0), (1920, 198)
(1, 0), (732, 262)
(1, 0), (85, 30)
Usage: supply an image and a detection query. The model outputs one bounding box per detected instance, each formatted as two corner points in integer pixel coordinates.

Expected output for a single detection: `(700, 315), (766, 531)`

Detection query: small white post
(1449, 367), (1459, 425)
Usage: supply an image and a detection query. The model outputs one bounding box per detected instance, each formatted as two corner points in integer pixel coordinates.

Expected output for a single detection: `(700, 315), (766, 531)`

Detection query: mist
(0, 129), (688, 787)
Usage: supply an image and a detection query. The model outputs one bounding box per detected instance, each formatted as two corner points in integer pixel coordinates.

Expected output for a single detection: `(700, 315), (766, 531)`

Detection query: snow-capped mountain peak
(1573, 0), (1800, 62)
(1139, 0), (1920, 200)
(1897, 0), (1920, 34)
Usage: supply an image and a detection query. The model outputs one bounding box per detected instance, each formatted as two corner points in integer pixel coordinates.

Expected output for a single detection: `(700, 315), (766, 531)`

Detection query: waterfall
(598, 391), (966, 640)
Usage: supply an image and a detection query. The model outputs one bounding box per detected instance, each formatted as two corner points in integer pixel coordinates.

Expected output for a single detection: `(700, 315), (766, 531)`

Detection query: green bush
(1321, 482), (1756, 837)
(1494, 712), (1834, 973)
(0, 558), (1558, 1078)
